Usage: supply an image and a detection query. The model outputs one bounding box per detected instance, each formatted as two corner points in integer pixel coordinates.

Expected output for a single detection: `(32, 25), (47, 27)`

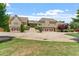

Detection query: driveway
(0, 32), (76, 42)
(18, 32), (76, 42)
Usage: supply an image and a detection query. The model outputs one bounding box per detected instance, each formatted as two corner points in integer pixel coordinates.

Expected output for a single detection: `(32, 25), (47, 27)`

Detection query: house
(38, 18), (64, 31)
(9, 15), (64, 32)
(9, 15), (28, 32)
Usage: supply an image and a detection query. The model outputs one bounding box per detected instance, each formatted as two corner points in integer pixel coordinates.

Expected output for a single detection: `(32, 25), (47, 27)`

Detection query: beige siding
(9, 16), (22, 32)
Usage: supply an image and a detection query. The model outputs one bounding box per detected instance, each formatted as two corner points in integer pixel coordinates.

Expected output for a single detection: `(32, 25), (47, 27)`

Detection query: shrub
(67, 29), (74, 32)
(75, 29), (79, 32)
(20, 24), (25, 32)
(25, 26), (30, 30)
(63, 29), (69, 32)
(63, 29), (74, 32)
(35, 26), (42, 32)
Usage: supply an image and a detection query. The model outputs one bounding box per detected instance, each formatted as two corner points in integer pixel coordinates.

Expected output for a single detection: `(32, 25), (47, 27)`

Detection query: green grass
(0, 38), (79, 56)
(66, 33), (79, 37)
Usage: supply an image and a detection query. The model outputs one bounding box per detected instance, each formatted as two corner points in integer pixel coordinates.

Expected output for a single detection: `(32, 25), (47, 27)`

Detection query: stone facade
(9, 15), (28, 32)
(9, 15), (64, 32)
(38, 18), (64, 32)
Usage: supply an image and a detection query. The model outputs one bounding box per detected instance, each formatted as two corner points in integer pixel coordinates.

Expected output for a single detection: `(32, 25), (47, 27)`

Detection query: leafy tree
(70, 9), (79, 29)
(57, 24), (68, 32)
(70, 22), (79, 29)
(0, 3), (10, 32)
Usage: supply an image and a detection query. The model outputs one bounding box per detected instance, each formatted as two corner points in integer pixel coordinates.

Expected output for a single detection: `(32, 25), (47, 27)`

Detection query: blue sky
(6, 3), (79, 23)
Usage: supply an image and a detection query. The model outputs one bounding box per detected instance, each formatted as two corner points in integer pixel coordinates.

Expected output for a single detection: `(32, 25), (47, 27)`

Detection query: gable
(9, 15), (28, 25)
(9, 15), (22, 24)
(9, 15), (22, 26)
(12, 17), (21, 24)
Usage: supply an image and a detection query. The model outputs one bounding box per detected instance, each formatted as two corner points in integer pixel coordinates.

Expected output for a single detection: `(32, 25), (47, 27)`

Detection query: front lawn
(66, 32), (79, 37)
(0, 38), (79, 56)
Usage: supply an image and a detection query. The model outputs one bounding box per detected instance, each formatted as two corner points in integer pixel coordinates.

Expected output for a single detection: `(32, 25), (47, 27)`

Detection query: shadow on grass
(65, 33), (79, 43)
(70, 38), (79, 43)
(0, 36), (15, 43)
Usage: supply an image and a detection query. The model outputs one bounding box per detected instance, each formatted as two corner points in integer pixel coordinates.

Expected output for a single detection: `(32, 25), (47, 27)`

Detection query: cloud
(18, 13), (75, 23)
(6, 3), (10, 7)
(18, 8), (75, 23)
(32, 9), (76, 23)
(33, 9), (64, 16)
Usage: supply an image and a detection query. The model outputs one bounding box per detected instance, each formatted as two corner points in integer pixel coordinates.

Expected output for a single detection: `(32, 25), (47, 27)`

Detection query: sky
(6, 3), (79, 23)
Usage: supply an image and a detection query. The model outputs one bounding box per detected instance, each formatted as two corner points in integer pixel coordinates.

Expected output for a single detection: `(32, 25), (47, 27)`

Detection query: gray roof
(19, 17), (28, 22)
(39, 18), (57, 22)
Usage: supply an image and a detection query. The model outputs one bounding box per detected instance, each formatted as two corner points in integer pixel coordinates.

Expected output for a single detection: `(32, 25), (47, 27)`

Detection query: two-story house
(9, 15), (28, 32)
(38, 18), (58, 31)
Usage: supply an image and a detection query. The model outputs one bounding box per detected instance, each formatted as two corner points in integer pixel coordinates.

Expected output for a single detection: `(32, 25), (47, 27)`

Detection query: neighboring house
(9, 15), (28, 32)
(38, 18), (63, 31)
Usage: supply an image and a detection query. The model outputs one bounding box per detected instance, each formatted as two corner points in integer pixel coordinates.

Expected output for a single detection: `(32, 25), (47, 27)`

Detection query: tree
(20, 24), (25, 32)
(57, 24), (68, 32)
(70, 9), (79, 29)
(0, 3), (10, 32)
